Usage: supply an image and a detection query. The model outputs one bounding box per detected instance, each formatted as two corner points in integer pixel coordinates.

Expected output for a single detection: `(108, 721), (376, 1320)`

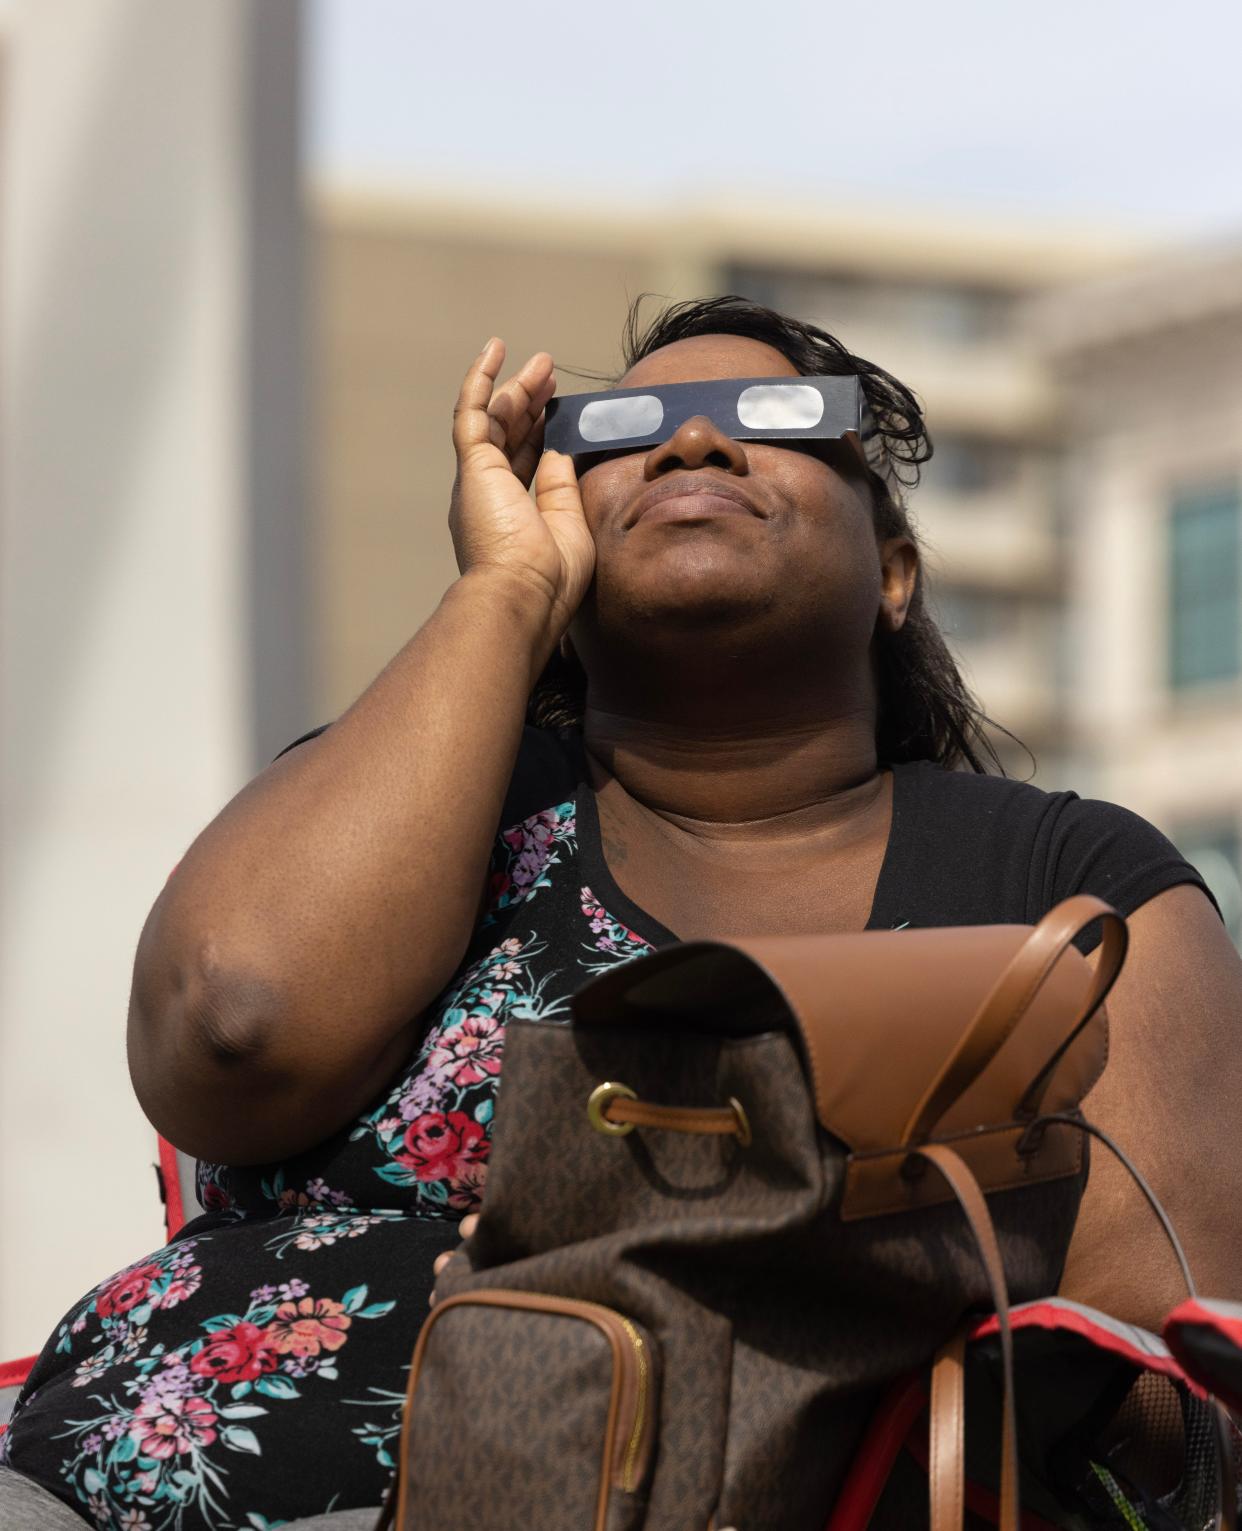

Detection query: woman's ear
(877, 537), (918, 634)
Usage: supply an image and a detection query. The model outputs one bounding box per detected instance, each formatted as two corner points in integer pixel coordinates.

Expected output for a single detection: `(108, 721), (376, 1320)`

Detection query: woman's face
(572, 333), (912, 675)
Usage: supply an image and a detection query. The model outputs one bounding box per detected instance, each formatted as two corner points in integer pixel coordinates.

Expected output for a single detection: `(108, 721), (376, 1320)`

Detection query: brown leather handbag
(377, 894), (1173, 1531)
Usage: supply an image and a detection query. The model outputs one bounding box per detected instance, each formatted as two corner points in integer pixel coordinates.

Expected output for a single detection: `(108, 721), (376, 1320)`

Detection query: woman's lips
(625, 474), (762, 527)
(632, 493), (759, 526)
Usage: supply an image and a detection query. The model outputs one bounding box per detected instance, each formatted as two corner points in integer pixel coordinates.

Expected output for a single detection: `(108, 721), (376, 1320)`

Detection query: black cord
(1029, 1112), (1197, 1299)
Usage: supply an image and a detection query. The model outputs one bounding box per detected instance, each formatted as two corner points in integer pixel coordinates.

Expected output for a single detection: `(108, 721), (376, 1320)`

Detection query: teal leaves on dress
(52, 1277), (395, 1530)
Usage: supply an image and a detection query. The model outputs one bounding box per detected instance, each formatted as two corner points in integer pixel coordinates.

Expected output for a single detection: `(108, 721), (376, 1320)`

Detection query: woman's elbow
(126, 946), (291, 1160)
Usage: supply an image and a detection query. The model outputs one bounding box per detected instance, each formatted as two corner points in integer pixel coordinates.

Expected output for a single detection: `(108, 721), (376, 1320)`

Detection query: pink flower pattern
(424, 1013), (505, 1087)
(129, 1395), (218, 1459)
(10, 780), (661, 1527)
(343, 799), (654, 1216)
(39, 1267), (395, 1526)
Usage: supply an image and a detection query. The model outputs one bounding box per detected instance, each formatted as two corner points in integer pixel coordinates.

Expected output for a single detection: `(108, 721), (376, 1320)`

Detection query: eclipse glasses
(543, 374), (873, 460)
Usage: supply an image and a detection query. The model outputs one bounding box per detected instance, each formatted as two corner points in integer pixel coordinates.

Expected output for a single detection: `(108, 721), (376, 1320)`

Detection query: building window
(1173, 820), (1242, 947)
(1167, 481), (1241, 690)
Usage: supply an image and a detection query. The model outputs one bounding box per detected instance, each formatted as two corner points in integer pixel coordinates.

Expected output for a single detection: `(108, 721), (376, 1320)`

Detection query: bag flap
(570, 923), (1108, 1154)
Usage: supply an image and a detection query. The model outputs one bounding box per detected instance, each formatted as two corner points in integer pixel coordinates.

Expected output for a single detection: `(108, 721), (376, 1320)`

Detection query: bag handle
(928, 1323), (968, 1531)
(1016, 900), (1127, 1119)
(902, 895), (1128, 1149)
(918, 1143), (1018, 1531)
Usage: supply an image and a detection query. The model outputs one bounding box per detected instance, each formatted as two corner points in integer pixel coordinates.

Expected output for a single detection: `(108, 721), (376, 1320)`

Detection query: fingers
(534, 447), (583, 514)
(488, 352), (555, 461)
(453, 341), (556, 471)
(452, 338), (507, 456)
(509, 413), (546, 489)
(428, 1211), (481, 1307)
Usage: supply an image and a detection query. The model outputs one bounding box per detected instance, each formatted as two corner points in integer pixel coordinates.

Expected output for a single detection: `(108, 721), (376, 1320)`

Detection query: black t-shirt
(279, 723), (1218, 955)
(862, 755), (1219, 952)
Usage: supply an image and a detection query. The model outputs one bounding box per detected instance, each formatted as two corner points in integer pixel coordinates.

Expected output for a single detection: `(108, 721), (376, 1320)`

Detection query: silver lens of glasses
(736, 384), (824, 431)
(578, 394), (665, 443)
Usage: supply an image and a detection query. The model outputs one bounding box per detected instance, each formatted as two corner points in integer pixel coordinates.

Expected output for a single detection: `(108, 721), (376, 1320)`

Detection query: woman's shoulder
(896, 757), (1172, 844)
(888, 759), (1217, 941)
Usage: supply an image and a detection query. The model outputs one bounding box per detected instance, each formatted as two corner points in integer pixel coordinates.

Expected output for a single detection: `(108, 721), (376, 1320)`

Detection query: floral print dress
(1, 729), (667, 1530)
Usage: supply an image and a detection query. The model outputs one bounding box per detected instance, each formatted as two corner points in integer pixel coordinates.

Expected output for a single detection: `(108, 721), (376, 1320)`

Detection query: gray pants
(0, 1468), (382, 1530)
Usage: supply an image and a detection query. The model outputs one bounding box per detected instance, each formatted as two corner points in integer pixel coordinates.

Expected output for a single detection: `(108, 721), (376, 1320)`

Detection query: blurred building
(1035, 251), (1242, 939)
(310, 186), (1144, 781)
(0, 0), (306, 1355)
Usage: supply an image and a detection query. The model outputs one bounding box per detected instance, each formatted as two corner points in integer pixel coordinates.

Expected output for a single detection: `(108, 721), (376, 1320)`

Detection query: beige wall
(313, 206), (662, 718)
(0, 0), (304, 1354)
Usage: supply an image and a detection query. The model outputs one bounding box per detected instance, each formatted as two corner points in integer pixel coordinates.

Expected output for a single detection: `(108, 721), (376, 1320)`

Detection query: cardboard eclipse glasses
(543, 374), (873, 459)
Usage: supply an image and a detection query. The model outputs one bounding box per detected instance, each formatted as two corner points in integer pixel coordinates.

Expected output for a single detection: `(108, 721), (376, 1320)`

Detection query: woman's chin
(603, 551), (779, 630)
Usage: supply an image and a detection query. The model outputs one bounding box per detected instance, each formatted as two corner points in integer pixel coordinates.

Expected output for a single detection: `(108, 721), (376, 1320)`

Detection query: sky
(310, 0), (1242, 241)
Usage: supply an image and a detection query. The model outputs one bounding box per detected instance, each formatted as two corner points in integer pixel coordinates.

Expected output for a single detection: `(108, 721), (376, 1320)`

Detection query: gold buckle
(587, 1081), (637, 1136)
(728, 1096), (752, 1148)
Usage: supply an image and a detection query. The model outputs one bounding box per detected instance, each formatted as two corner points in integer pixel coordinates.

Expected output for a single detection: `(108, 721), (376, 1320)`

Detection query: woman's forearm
(127, 568), (560, 1165)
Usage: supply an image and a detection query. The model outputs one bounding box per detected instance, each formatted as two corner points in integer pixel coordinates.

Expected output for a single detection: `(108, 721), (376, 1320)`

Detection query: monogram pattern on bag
(426, 1003), (1085, 1531)
(402, 1305), (624, 1529)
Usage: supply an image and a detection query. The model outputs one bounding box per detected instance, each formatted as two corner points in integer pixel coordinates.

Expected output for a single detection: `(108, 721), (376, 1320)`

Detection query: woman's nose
(644, 415), (749, 478)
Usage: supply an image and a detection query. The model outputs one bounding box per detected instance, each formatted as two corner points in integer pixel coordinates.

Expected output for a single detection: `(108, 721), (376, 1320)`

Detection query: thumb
(533, 449), (585, 518)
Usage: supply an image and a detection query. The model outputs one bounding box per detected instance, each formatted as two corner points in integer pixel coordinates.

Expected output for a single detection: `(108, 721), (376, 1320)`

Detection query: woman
(3, 296), (1240, 1529)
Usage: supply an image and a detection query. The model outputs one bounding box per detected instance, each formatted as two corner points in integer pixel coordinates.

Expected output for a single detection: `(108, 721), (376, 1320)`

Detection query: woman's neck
(581, 705), (885, 837)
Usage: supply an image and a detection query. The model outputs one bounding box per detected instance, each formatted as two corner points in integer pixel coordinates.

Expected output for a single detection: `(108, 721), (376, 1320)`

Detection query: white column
(0, 0), (305, 1354)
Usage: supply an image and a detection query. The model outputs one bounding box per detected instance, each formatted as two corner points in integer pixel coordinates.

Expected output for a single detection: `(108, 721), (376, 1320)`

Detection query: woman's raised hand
(449, 340), (596, 638)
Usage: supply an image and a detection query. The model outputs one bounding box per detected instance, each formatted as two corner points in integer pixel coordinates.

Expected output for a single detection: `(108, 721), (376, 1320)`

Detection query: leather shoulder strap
(1017, 899), (1128, 1117)
(902, 896), (1126, 1146)
(917, 1143), (1018, 1531)
(929, 1326), (967, 1531)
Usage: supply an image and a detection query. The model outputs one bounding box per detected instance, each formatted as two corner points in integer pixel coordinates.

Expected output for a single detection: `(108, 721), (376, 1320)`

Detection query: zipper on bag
(612, 1311), (650, 1492)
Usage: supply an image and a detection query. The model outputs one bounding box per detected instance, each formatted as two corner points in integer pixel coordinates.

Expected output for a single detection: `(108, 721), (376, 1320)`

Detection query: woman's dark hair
(528, 293), (1012, 774)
